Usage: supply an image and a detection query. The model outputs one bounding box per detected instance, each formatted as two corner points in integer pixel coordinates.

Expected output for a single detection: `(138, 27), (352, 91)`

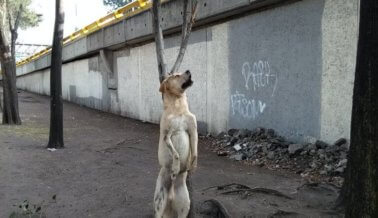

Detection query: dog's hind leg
(172, 172), (190, 218)
(154, 167), (173, 218)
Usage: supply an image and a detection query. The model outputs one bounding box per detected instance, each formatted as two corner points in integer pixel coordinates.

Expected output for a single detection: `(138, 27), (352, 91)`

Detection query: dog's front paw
(171, 167), (179, 180)
(189, 155), (198, 173)
(171, 171), (178, 180)
(171, 159), (180, 180)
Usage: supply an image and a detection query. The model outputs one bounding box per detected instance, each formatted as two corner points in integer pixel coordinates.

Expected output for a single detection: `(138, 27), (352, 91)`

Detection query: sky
(18, 0), (110, 45)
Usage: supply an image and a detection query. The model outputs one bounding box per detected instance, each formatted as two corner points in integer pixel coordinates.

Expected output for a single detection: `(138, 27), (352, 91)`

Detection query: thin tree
(152, 0), (198, 216)
(337, 0), (378, 216)
(0, 0), (41, 124)
(47, 0), (64, 149)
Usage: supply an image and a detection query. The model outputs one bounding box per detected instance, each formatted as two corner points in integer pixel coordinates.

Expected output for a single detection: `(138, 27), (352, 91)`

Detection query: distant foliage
(103, 0), (133, 9)
(6, 0), (42, 30)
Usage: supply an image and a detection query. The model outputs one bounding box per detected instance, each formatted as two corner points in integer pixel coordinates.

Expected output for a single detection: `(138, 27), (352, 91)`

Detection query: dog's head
(159, 70), (193, 96)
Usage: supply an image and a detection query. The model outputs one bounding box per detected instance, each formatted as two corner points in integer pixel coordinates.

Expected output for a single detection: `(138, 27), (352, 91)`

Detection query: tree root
(199, 199), (231, 218)
(220, 188), (293, 200)
(268, 209), (300, 217)
(202, 183), (252, 191)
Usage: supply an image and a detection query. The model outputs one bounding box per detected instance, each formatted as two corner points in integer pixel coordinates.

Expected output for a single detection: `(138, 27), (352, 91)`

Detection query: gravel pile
(211, 128), (349, 185)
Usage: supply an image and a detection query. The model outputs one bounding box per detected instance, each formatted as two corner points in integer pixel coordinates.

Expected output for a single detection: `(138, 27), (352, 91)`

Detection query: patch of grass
(9, 195), (57, 218)
(9, 200), (46, 218)
(0, 124), (49, 140)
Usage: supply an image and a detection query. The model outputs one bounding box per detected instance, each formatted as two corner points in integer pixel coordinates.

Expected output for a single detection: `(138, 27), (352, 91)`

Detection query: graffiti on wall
(241, 60), (278, 97)
(231, 60), (278, 120)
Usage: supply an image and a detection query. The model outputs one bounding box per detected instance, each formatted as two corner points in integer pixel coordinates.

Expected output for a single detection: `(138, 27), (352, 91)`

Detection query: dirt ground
(0, 91), (343, 217)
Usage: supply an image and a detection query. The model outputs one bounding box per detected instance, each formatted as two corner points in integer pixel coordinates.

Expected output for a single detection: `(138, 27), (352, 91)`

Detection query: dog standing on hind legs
(154, 70), (198, 218)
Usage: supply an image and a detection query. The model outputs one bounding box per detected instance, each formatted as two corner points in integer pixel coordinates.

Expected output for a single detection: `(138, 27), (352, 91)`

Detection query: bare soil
(0, 91), (343, 217)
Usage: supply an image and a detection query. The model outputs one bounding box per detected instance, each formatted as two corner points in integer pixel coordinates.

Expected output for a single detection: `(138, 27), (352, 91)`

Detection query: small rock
(334, 166), (345, 174)
(229, 137), (238, 146)
(340, 151), (347, 159)
(340, 143), (349, 151)
(310, 149), (316, 155)
(216, 131), (227, 139)
(304, 143), (316, 151)
(318, 149), (325, 155)
(257, 162), (265, 167)
(267, 151), (275, 160)
(227, 129), (238, 137)
(262, 146), (268, 154)
(337, 159), (348, 167)
(217, 151), (228, 156)
(310, 161), (318, 169)
(252, 127), (265, 136)
(334, 138), (347, 147)
(325, 145), (339, 154)
(280, 141), (291, 148)
(231, 154), (244, 161)
(234, 129), (252, 138)
(267, 129), (275, 138)
(315, 140), (329, 149)
(288, 144), (304, 155)
(233, 144), (242, 151)
(324, 164), (333, 172)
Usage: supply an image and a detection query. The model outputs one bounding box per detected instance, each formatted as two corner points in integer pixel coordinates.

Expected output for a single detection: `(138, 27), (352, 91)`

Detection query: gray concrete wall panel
(15, 0), (358, 143)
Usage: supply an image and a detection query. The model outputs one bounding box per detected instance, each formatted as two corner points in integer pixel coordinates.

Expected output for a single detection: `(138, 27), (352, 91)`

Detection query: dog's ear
(159, 81), (167, 93)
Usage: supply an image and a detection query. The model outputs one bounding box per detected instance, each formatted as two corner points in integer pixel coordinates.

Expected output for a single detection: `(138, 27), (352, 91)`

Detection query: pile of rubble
(210, 128), (349, 186)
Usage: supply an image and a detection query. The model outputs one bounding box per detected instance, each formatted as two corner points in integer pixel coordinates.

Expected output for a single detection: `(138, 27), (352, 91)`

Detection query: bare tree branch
(7, 11), (12, 31)
(9, 5), (22, 60)
(152, 0), (167, 83)
(13, 4), (23, 32)
(170, 0), (198, 74)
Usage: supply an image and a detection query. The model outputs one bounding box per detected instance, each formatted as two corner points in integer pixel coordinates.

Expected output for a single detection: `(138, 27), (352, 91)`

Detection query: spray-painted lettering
(241, 60), (278, 97)
(231, 91), (267, 120)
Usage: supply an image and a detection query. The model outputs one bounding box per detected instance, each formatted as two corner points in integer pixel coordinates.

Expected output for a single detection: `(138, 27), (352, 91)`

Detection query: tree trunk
(152, 0), (167, 83)
(47, 0), (65, 149)
(0, 26), (21, 125)
(339, 0), (378, 216)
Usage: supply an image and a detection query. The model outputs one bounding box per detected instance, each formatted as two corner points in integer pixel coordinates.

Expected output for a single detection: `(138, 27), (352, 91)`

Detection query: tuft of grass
(0, 124), (49, 140)
(9, 200), (46, 218)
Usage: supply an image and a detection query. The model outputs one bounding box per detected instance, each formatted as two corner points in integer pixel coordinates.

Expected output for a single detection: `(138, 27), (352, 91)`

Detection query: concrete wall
(15, 0), (359, 143)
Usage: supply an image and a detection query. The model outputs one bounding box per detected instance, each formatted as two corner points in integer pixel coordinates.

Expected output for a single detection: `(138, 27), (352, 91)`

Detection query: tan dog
(154, 70), (198, 218)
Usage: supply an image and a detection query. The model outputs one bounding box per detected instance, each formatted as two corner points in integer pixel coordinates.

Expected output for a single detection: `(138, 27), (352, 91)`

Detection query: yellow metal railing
(16, 0), (151, 67)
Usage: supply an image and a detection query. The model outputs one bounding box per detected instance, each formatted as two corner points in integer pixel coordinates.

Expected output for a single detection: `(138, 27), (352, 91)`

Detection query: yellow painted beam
(16, 0), (153, 67)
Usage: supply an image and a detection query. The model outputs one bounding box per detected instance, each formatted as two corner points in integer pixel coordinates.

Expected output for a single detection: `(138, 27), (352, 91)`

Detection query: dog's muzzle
(182, 76), (193, 90)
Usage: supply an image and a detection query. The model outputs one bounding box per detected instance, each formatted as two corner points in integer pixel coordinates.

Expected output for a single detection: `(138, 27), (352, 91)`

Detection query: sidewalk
(0, 91), (342, 217)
